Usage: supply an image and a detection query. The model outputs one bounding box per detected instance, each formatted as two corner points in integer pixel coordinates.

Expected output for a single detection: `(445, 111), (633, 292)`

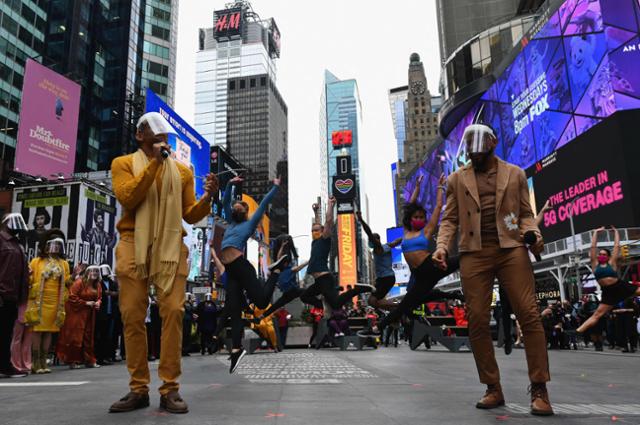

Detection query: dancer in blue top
(577, 226), (640, 334)
(358, 174), (461, 338)
(299, 197), (374, 311)
(217, 176), (288, 373)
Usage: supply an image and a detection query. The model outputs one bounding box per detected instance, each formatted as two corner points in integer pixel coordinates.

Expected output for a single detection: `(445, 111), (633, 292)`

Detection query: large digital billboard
(145, 88), (210, 198)
(527, 108), (640, 241)
(15, 59), (80, 178)
(213, 8), (244, 40)
(405, 0), (640, 241)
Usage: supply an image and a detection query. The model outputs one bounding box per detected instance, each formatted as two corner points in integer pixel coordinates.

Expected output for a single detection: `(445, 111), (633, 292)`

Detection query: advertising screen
(213, 8), (244, 40)
(386, 226), (410, 285)
(15, 59), (80, 178)
(12, 182), (120, 268)
(145, 89), (210, 197)
(338, 214), (357, 286)
(210, 145), (243, 219)
(406, 0), (640, 241)
(526, 109), (639, 241)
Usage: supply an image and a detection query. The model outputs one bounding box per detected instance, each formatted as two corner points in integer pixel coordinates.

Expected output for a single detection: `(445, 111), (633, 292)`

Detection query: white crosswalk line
(0, 381), (89, 387)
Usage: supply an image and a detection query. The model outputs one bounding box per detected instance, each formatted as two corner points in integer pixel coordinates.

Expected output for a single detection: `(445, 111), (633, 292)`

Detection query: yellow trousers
(115, 234), (188, 395)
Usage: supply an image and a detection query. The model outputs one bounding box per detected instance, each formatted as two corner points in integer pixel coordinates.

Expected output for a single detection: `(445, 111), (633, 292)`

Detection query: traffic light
(621, 245), (630, 259)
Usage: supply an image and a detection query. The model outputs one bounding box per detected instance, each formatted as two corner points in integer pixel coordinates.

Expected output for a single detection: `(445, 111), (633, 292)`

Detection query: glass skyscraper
(320, 70), (362, 207)
(319, 70), (369, 280)
(388, 86), (408, 163)
(0, 0), (47, 178)
(1, 0), (178, 178)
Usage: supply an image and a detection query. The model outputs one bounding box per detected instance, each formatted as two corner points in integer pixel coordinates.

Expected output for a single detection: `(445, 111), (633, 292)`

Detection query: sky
(175, 0), (441, 258)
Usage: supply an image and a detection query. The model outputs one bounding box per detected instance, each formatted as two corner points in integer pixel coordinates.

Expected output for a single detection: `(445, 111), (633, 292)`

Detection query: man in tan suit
(433, 124), (553, 416)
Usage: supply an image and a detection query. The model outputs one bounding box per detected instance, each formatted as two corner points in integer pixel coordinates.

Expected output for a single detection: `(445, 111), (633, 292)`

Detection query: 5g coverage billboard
(406, 0), (640, 242)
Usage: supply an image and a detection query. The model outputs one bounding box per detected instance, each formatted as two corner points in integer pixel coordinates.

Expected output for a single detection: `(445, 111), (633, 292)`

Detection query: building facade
(194, 6), (279, 148)
(226, 73), (288, 236)
(1, 0), (178, 178)
(319, 69), (370, 283)
(392, 54), (439, 226)
(195, 2), (286, 235)
(0, 0), (47, 179)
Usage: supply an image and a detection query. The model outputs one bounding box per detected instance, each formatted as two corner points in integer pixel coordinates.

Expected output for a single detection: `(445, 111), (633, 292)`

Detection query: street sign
(192, 286), (212, 294)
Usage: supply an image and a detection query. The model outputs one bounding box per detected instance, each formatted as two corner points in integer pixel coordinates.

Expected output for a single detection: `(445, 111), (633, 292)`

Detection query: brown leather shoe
(529, 383), (554, 416)
(109, 392), (150, 413)
(475, 383), (505, 409)
(160, 391), (189, 414)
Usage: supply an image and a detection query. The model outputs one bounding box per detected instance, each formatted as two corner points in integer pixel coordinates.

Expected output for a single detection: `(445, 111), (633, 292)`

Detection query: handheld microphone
(161, 148), (170, 158)
(524, 231), (542, 262)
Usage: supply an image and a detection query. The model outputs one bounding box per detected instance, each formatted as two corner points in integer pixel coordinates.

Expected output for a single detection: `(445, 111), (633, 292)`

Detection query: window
(229, 80), (235, 90)
(240, 79), (245, 89)
(250, 78), (255, 88)
(260, 76), (266, 86)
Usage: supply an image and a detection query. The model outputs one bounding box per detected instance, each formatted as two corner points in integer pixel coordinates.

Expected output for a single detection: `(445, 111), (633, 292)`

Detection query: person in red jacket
(453, 301), (469, 327)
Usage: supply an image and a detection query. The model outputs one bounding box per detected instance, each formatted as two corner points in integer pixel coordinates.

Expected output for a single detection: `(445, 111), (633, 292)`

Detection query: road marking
(219, 352), (377, 384)
(506, 404), (640, 415)
(0, 381), (89, 387)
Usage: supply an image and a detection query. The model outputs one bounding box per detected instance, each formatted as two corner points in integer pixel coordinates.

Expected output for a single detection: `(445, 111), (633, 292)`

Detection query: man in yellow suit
(109, 112), (217, 414)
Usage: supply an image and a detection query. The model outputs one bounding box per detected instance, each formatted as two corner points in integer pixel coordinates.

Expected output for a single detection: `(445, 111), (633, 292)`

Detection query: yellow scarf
(132, 149), (183, 295)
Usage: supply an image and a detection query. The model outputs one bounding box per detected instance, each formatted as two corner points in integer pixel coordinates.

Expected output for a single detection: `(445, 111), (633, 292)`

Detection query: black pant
(619, 313), (638, 349)
(261, 287), (304, 318)
(223, 257), (279, 349)
(300, 274), (369, 310)
(200, 331), (214, 354)
(378, 256), (459, 330)
(0, 300), (17, 371)
(279, 326), (288, 347)
(95, 313), (115, 362)
(309, 322), (319, 346)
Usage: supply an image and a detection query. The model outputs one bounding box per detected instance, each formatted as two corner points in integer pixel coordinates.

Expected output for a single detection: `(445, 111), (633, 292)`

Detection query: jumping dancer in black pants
(355, 211), (402, 310)
(253, 239), (309, 321)
(217, 176), (289, 373)
(300, 197), (374, 311)
(359, 174), (460, 338)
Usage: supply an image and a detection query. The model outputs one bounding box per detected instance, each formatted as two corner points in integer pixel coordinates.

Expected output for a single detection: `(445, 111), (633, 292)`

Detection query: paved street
(2, 345), (639, 425)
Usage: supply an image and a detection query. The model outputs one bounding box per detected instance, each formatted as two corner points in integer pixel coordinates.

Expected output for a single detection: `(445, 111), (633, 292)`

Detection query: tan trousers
(460, 246), (550, 385)
(115, 234), (188, 395)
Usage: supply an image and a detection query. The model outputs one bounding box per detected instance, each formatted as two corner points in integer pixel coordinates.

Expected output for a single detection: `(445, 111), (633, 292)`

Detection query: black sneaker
(357, 327), (381, 338)
(269, 255), (290, 272)
(229, 349), (247, 374)
(0, 368), (27, 378)
(355, 283), (375, 293)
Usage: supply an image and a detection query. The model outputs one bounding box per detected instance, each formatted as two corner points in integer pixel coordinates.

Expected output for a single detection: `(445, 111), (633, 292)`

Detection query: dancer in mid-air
(577, 226), (640, 333)
(299, 197), (374, 312)
(217, 176), (287, 373)
(358, 173), (459, 338)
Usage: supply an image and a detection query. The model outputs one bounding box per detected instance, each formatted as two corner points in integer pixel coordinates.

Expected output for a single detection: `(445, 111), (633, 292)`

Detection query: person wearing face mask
(357, 173), (460, 339)
(57, 266), (102, 369)
(0, 214), (30, 377)
(216, 175), (284, 373)
(432, 123), (552, 416)
(109, 112), (218, 414)
(299, 198), (375, 319)
(25, 229), (70, 375)
(577, 226), (640, 334)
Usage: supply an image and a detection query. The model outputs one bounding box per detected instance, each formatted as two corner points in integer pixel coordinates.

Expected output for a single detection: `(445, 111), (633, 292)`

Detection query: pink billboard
(14, 59), (80, 178)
